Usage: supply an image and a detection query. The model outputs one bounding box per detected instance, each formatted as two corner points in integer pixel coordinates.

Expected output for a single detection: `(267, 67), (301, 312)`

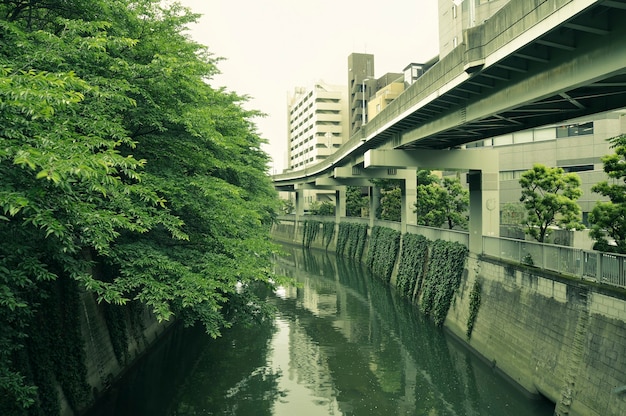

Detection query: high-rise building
(286, 81), (349, 210)
(438, 0), (510, 57)
(287, 81), (348, 170)
(347, 53), (375, 137)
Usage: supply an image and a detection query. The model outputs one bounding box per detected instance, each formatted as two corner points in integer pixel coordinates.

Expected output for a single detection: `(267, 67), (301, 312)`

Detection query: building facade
(286, 81), (349, 210)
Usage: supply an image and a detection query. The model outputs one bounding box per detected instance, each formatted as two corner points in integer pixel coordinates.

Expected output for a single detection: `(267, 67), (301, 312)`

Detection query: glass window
(493, 134), (513, 146)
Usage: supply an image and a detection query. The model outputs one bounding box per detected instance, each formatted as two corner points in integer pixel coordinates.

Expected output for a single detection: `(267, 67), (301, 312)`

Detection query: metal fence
(274, 216), (626, 289)
(483, 236), (626, 289)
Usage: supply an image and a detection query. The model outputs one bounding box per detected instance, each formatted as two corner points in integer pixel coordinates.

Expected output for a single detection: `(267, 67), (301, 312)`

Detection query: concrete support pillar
(468, 170), (499, 254)
(294, 189), (304, 241)
(400, 168), (417, 233)
(369, 186), (380, 229)
(335, 187), (346, 222)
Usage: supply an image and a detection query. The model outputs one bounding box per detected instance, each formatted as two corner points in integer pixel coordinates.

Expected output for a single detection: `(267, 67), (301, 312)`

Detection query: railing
(483, 236), (626, 289)
(274, 215), (626, 289)
(407, 224), (469, 246)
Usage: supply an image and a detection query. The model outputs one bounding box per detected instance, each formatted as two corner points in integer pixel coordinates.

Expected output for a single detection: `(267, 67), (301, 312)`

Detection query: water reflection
(87, 243), (554, 415)
(269, 245), (553, 416)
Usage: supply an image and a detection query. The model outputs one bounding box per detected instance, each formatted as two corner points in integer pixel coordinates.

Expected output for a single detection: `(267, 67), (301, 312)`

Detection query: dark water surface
(86, 243), (555, 415)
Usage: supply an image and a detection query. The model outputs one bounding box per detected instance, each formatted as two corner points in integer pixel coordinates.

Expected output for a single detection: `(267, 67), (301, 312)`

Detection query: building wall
(286, 81), (348, 211)
(287, 82), (348, 171)
(368, 81), (405, 119)
(476, 112), (626, 219)
(438, 0), (511, 58)
(347, 53), (375, 137)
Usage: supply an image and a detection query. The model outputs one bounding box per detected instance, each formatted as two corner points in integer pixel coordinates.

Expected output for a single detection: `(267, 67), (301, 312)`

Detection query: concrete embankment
(272, 221), (626, 416)
(65, 290), (171, 415)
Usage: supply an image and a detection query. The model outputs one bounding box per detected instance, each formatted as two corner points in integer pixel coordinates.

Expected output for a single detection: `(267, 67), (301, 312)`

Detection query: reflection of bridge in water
(273, 0), (626, 254)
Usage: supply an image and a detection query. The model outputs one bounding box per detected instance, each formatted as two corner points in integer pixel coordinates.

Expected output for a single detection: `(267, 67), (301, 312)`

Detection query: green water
(87, 244), (555, 415)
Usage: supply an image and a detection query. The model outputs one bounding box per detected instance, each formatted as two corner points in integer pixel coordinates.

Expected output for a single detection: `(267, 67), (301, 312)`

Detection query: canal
(86, 243), (555, 415)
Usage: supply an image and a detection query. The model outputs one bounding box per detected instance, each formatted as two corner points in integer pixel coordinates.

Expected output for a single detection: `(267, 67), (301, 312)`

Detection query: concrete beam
(315, 177), (373, 187)
(333, 165), (407, 180)
(363, 148), (498, 172)
(294, 183), (338, 190)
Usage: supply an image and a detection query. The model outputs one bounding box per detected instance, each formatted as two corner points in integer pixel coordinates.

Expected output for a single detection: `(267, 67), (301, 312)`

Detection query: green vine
(466, 279), (482, 340)
(302, 220), (321, 248)
(366, 226), (401, 282)
(103, 302), (130, 365)
(13, 277), (92, 415)
(396, 233), (429, 300)
(336, 222), (368, 260)
(322, 221), (335, 250)
(420, 240), (468, 326)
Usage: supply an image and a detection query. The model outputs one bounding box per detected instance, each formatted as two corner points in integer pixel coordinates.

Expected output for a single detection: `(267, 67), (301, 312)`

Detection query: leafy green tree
(317, 201), (335, 216)
(380, 187), (402, 221)
(589, 134), (626, 253)
(0, 0), (284, 412)
(518, 164), (584, 243)
(281, 198), (294, 214)
(414, 172), (468, 229)
(346, 185), (368, 217)
(371, 179), (402, 221)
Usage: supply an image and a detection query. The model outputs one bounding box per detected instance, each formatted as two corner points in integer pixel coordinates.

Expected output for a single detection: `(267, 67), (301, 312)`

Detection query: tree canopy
(518, 164), (584, 242)
(589, 134), (626, 253)
(0, 0), (283, 412)
(414, 171), (469, 230)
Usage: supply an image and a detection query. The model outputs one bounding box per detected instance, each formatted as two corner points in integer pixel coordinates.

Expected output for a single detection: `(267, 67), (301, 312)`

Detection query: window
(556, 122), (594, 138)
(562, 165), (594, 173)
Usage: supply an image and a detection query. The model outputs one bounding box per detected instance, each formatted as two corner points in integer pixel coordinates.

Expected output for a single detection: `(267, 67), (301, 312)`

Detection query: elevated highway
(272, 0), (626, 252)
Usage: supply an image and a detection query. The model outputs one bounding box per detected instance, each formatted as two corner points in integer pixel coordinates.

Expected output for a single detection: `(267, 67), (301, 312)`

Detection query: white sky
(177, 0), (440, 173)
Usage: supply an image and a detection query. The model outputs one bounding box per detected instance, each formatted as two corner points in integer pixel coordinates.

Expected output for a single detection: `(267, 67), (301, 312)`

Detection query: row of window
(466, 122), (594, 148)
(499, 164), (594, 181)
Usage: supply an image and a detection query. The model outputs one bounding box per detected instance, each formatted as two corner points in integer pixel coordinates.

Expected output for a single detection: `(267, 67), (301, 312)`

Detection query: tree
(589, 134), (626, 253)
(281, 198), (295, 214)
(0, 0), (284, 412)
(371, 179), (402, 221)
(346, 186), (368, 217)
(380, 187), (402, 221)
(414, 172), (469, 229)
(518, 164), (584, 243)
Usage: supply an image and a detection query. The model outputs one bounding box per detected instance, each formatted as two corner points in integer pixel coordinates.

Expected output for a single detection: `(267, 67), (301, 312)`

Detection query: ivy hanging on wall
(322, 221), (335, 250)
(395, 233), (430, 300)
(366, 226), (401, 283)
(336, 222), (368, 260)
(466, 279), (482, 340)
(420, 239), (469, 327)
(302, 220), (321, 248)
(8, 277), (92, 416)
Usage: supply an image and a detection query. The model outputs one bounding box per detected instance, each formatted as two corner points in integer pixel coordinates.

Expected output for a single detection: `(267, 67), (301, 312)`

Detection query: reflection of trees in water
(271, 243), (552, 416)
(168, 321), (285, 416)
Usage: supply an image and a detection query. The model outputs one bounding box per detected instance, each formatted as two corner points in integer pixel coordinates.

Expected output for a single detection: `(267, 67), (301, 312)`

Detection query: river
(86, 243), (555, 415)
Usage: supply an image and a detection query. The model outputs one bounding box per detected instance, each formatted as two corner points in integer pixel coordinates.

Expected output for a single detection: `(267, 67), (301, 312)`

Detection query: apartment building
(286, 81), (349, 210)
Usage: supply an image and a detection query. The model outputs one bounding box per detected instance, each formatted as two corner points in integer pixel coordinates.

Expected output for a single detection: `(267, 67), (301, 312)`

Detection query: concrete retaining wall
(61, 290), (171, 415)
(271, 221), (626, 416)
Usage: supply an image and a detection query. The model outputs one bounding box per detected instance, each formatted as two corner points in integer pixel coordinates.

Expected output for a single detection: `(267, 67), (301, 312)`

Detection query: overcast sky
(178, 0), (440, 173)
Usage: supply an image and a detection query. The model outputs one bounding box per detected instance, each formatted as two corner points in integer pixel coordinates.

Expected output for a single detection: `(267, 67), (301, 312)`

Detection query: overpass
(272, 0), (626, 253)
